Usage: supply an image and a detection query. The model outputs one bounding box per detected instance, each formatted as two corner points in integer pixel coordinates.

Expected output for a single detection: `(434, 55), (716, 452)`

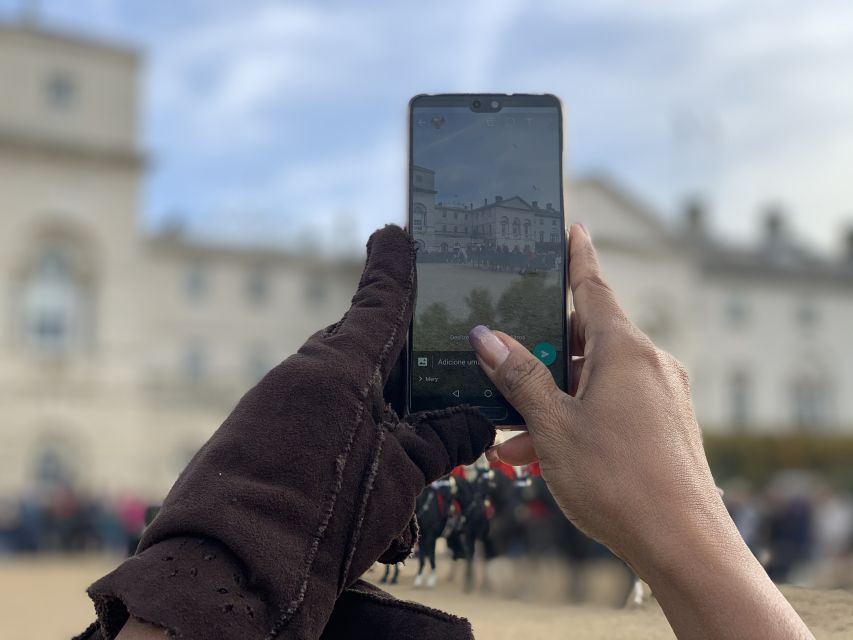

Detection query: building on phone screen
(411, 165), (563, 258)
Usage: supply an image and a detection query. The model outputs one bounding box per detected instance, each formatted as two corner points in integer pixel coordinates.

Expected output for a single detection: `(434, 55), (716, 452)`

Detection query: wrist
(628, 492), (747, 589)
(627, 498), (815, 639)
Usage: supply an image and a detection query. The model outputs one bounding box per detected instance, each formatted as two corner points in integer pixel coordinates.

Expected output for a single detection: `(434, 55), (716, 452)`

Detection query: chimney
(684, 197), (706, 238)
(531, 200), (538, 209)
(845, 227), (853, 261)
(495, 195), (503, 202)
(764, 206), (784, 241)
(483, 198), (488, 206)
(761, 204), (791, 260)
(546, 202), (553, 211)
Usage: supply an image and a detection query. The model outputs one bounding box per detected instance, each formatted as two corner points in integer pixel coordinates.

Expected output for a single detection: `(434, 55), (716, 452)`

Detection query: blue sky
(2, 0), (852, 254)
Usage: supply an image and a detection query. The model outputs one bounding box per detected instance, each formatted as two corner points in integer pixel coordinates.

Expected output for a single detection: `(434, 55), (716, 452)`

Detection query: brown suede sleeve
(87, 536), (268, 639)
(321, 579), (474, 640)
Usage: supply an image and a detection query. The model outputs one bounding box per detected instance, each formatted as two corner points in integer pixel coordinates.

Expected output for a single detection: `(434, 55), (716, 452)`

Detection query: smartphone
(406, 93), (568, 427)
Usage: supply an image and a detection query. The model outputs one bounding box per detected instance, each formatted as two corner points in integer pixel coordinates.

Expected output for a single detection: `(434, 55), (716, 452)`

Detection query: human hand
(469, 223), (726, 574)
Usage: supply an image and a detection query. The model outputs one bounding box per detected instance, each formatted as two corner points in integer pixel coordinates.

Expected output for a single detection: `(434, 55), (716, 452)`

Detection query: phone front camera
(490, 100), (500, 109)
(472, 100), (481, 109)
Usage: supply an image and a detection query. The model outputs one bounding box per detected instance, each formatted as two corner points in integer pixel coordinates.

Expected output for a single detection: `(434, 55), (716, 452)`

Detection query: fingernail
(485, 446), (500, 462)
(469, 325), (510, 369)
(577, 222), (590, 239)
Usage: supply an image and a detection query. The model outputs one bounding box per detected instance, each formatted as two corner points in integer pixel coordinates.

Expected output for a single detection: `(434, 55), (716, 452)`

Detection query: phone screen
(407, 94), (567, 425)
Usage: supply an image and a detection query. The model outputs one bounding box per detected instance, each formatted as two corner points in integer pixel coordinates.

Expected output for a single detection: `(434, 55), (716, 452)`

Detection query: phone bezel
(405, 93), (570, 428)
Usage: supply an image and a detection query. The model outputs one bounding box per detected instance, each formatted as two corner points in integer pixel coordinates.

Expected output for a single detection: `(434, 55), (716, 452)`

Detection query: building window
(500, 217), (509, 237)
(246, 267), (270, 306)
(792, 373), (828, 429)
(795, 301), (818, 329)
(729, 369), (751, 428)
(184, 342), (206, 381)
(33, 441), (77, 488)
(442, 224), (446, 232)
(453, 225), (457, 233)
(184, 262), (208, 302)
(454, 211), (458, 220)
(46, 71), (76, 110)
(550, 232), (559, 242)
(22, 245), (86, 356)
(523, 219), (531, 238)
(725, 295), (749, 328)
(412, 203), (427, 234)
(305, 275), (328, 307)
(512, 218), (520, 237)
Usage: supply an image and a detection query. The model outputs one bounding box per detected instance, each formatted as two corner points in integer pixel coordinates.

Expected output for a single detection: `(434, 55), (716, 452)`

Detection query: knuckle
(574, 272), (613, 304)
(501, 352), (551, 398)
(628, 336), (659, 365)
(662, 350), (691, 388)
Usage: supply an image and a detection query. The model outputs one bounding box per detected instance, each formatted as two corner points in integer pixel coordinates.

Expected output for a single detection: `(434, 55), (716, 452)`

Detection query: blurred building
(0, 23), (852, 502)
(0, 23), (361, 500)
(576, 180), (853, 434)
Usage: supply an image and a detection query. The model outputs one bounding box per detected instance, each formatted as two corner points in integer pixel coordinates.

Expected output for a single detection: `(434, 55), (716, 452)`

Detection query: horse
(379, 563), (400, 585)
(413, 478), (455, 588)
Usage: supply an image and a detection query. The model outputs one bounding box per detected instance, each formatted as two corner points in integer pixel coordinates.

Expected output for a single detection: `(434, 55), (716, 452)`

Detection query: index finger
(304, 225), (417, 386)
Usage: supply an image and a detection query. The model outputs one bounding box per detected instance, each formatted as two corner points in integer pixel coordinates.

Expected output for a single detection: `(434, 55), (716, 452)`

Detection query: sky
(412, 105), (562, 208)
(2, 0), (852, 255)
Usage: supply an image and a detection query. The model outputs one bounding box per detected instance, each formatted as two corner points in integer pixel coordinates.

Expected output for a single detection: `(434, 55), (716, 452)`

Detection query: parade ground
(4, 554), (852, 639)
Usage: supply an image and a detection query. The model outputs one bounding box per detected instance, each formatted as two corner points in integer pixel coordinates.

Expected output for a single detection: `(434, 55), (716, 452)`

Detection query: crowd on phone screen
(0, 466), (851, 591)
(417, 243), (560, 274)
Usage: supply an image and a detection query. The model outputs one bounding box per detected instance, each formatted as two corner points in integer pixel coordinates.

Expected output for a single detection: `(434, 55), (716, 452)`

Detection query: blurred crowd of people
(0, 487), (147, 555)
(724, 471), (853, 589)
(0, 467), (850, 593)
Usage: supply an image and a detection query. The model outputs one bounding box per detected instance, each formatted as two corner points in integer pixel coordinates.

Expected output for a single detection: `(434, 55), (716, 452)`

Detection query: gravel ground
(2, 554), (851, 639)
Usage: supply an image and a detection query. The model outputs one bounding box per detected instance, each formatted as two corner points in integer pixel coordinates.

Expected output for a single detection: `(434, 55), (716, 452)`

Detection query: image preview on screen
(409, 102), (566, 423)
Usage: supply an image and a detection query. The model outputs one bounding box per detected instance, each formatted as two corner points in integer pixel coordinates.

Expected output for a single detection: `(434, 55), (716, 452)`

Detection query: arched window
(523, 219), (531, 238)
(412, 203), (427, 235)
(21, 243), (92, 357)
(33, 443), (76, 488)
(500, 217), (509, 237)
(30, 431), (85, 490)
(512, 218), (521, 237)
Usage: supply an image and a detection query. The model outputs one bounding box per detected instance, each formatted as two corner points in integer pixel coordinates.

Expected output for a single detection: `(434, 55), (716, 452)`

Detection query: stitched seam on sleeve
(266, 240), (416, 639)
(337, 422), (386, 591)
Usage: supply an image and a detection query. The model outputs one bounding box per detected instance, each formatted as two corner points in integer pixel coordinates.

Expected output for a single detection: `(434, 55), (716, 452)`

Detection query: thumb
(469, 325), (563, 423)
(396, 406), (495, 483)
